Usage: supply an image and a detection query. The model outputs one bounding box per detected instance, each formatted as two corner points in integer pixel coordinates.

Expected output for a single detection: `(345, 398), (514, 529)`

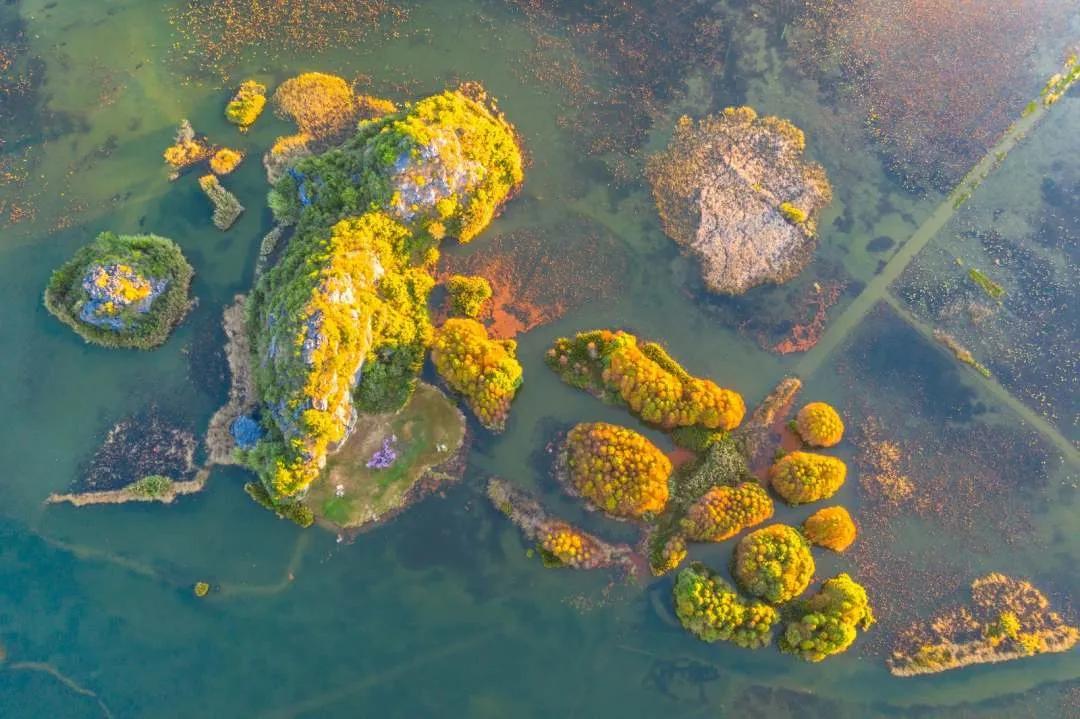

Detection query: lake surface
(1, 1), (1077, 716)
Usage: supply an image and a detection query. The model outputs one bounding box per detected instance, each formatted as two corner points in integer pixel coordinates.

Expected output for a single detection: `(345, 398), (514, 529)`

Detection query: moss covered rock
(44, 232), (193, 349)
(733, 524), (815, 604)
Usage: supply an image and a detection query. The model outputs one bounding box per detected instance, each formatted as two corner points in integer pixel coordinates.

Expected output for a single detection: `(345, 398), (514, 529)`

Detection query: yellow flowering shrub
(795, 402), (845, 447)
(431, 318), (522, 431)
(209, 148), (243, 175)
(563, 422), (672, 518)
(225, 80), (267, 130)
(681, 482), (774, 542)
(651, 533), (688, 576)
(539, 524), (595, 568)
(445, 274), (492, 318)
(674, 563), (780, 648)
(273, 72), (359, 140)
(802, 506), (857, 552)
(769, 451), (847, 505)
(733, 524), (815, 604)
(547, 329), (745, 431)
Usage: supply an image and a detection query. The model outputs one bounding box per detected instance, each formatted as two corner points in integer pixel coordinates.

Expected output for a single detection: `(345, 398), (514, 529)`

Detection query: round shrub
(539, 524), (595, 568)
(44, 231), (194, 349)
(769, 451), (847, 505)
(225, 80), (267, 130)
(649, 532), (688, 576)
(795, 402), (844, 447)
(563, 422), (671, 518)
(779, 573), (875, 662)
(446, 274), (492, 318)
(733, 524), (815, 604)
(802, 506), (857, 552)
(431, 318), (522, 432)
(673, 563), (780, 648)
(210, 148), (243, 175)
(681, 482), (774, 542)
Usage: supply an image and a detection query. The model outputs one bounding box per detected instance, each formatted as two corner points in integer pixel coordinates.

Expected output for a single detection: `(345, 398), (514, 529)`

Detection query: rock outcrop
(647, 107), (832, 295)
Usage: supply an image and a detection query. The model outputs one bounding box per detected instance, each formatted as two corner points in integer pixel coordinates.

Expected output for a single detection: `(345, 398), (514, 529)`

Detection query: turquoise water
(1, 1), (1077, 716)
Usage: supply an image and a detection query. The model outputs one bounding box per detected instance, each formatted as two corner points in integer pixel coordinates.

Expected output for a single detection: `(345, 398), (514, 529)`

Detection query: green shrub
(128, 474), (173, 498)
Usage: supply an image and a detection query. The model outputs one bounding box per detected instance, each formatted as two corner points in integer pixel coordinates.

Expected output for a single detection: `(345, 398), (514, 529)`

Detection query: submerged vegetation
(44, 232), (194, 349)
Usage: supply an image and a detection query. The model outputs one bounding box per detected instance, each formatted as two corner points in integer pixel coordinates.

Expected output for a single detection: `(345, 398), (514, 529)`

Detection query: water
(1, 1), (1077, 716)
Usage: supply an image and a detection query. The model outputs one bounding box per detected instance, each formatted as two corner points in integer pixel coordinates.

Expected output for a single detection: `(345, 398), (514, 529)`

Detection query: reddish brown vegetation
(796, 0), (1073, 190)
(772, 281), (844, 354)
(439, 223), (628, 339)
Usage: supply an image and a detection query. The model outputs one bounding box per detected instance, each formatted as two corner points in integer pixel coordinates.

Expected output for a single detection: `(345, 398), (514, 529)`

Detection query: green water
(1, 1), (1077, 716)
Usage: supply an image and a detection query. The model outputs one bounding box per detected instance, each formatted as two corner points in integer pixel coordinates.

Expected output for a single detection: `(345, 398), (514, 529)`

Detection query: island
(647, 107), (833, 295)
(237, 80), (524, 522)
(44, 232), (194, 349)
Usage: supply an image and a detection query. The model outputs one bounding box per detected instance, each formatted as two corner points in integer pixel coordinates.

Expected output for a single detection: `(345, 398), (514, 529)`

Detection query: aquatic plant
(546, 329), (745, 431)
(733, 524), (815, 604)
(128, 475), (173, 499)
(647, 108), (832, 294)
(198, 174), (244, 230)
(890, 573), (1080, 676)
(680, 482), (773, 542)
(561, 422), (671, 518)
(794, 402), (844, 448)
(225, 80), (267, 131)
(673, 563), (780, 649)
(779, 573), (875, 662)
(44, 231), (193, 349)
(209, 148), (243, 175)
(445, 274), (492, 319)
(769, 451), (847, 505)
(933, 329), (992, 378)
(267, 86), (523, 242)
(802, 506), (857, 552)
(430, 318), (522, 432)
(193, 582), (210, 598)
(967, 267), (1005, 299)
(163, 119), (211, 171)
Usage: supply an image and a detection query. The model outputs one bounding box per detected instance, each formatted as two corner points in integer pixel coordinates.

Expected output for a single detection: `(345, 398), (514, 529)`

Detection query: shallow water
(0, 1), (1078, 716)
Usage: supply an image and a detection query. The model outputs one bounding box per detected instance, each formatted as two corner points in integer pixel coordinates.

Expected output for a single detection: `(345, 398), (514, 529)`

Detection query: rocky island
(233, 81), (524, 522)
(44, 232), (194, 349)
(647, 107), (833, 295)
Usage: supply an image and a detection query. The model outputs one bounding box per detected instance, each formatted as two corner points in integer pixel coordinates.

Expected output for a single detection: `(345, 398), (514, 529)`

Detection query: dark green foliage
(354, 344), (426, 413)
(128, 475), (173, 498)
(672, 435), (753, 508)
(243, 482), (315, 528)
(43, 232), (194, 349)
(670, 426), (726, 452)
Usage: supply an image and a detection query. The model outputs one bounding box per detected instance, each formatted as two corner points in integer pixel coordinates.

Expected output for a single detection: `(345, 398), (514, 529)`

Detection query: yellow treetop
(795, 402), (845, 447)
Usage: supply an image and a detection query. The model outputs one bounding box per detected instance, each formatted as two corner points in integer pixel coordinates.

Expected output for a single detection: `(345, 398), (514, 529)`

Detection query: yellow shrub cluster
(225, 80), (267, 130)
(209, 148), (243, 175)
(733, 524), (815, 604)
(564, 422), (671, 518)
(651, 533), (688, 576)
(539, 524), (595, 568)
(674, 563), (780, 648)
(769, 451), (847, 505)
(779, 573), (875, 662)
(802, 506), (857, 552)
(582, 332), (744, 430)
(430, 318), (522, 431)
(681, 482), (774, 542)
(273, 72), (359, 140)
(795, 402), (844, 447)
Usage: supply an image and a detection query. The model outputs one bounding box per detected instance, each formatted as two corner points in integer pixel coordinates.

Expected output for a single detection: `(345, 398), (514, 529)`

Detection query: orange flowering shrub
(431, 318), (522, 431)
(795, 402), (845, 447)
(802, 506), (857, 552)
(546, 329), (745, 431)
(539, 524), (597, 568)
(769, 451), (847, 505)
(563, 422), (671, 518)
(209, 148), (243, 175)
(733, 524), (815, 604)
(681, 482), (774, 542)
